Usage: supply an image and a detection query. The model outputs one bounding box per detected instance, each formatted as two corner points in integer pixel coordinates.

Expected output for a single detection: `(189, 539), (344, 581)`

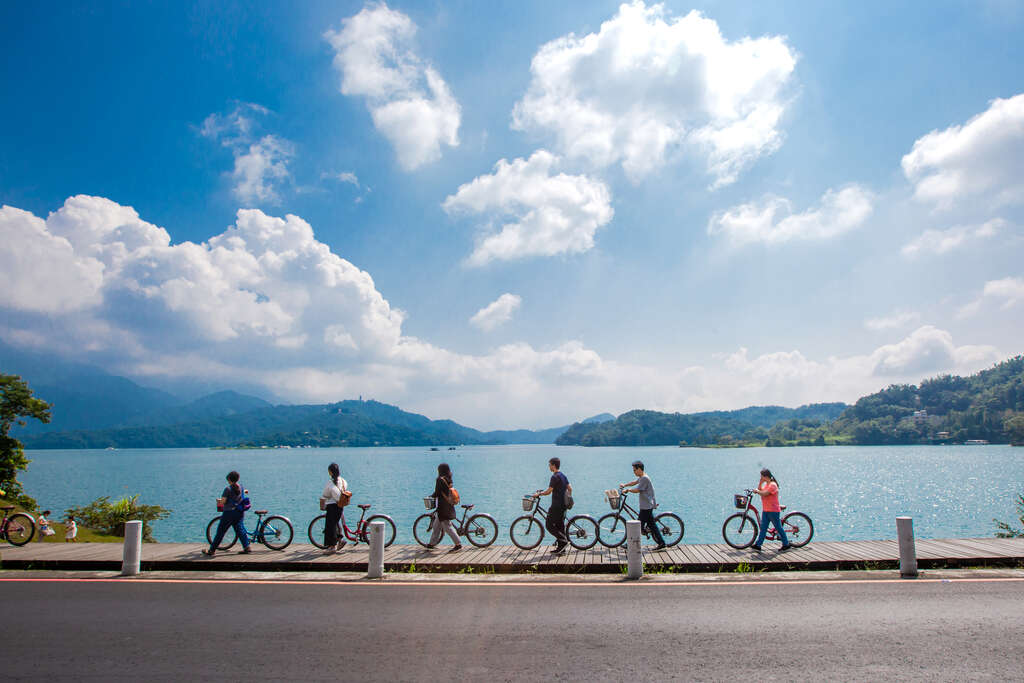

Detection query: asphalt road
(3, 576), (1023, 681)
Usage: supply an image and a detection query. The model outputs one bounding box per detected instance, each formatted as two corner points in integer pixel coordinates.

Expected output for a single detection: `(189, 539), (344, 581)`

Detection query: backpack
(559, 472), (574, 509)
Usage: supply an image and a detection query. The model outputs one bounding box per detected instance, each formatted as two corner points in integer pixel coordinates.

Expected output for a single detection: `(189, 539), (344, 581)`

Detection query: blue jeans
(754, 511), (789, 547)
(209, 509), (250, 550)
(638, 508), (666, 546)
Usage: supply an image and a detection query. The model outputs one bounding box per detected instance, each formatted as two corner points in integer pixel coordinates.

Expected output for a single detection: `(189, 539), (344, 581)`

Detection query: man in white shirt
(620, 460), (667, 550)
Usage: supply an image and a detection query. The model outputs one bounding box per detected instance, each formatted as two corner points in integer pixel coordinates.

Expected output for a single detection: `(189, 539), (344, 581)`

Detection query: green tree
(66, 495), (171, 542)
(1003, 414), (1024, 444)
(0, 374), (52, 509)
(994, 494), (1024, 538)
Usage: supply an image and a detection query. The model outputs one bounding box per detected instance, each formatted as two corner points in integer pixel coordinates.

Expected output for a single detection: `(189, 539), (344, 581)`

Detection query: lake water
(21, 444), (1024, 545)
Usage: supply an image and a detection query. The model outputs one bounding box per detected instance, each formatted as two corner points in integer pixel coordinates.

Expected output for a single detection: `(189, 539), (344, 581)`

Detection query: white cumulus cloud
(864, 311), (921, 331)
(442, 150), (613, 266)
(325, 3), (461, 170)
(707, 185), (873, 246)
(512, 1), (797, 185)
(901, 218), (1006, 257)
(902, 93), (1024, 209)
(470, 294), (522, 331)
(201, 103), (294, 204)
(983, 277), (1024, 308)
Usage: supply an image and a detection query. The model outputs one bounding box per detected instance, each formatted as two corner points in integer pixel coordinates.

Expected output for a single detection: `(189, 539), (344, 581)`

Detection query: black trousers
(546, 506), (568, 546)
(638, 508), (666, 546)
(324, 503), (341, 547)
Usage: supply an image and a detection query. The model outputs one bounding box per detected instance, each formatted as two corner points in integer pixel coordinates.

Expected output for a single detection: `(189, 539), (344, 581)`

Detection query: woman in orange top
(751, 468), (790, 552)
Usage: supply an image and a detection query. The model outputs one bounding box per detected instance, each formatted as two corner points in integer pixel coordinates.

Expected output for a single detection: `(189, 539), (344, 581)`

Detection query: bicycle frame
(338, 507), (373, 543)
(738, 491), (783, 540)
(426, 506), (472, 536)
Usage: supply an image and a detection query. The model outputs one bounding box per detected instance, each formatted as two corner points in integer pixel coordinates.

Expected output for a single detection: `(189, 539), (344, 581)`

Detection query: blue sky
(2, 1), (1023, 429)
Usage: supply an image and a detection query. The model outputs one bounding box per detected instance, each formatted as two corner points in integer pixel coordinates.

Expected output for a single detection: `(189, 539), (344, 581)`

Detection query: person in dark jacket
(203, 470), (251, 556)
(534, 456), (571, 554)
(426, 463), (462, 552)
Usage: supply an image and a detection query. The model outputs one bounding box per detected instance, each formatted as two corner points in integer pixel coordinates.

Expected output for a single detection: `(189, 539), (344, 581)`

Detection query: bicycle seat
(254, 509), (268, 515)
(1, 505), (14, 511)
(358, 504), (372, 510)
(461, 504), (474, 510)
(780, 505), (787, 511)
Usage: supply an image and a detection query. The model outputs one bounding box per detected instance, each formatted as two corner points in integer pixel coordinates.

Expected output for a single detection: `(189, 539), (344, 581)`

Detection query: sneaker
(750, 545), (762, 552)
(238, 547), (252, 554)
(654, 544), (667, 551)
(323, 548), (337, 554)
(201, 549), (215, 557)
(424, 544), (437, 549)
(336, 540), (347, 550)
(552, 543), (568, 555)
(448, 545), (463, 553)
(779, 544), (792, 552)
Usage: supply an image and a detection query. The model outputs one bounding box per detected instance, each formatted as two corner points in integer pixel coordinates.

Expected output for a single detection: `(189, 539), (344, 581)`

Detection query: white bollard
(122, 520), (142, 576)
(896, 516), (918, 578)
(367, 520), (385, 579)
(626, 520), (643, 579)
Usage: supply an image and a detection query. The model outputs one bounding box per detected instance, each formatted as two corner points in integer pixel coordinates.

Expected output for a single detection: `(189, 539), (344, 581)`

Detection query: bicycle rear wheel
(5, 513), (35, 545)
(206, 516), (237, 550)
(464, 513), (498, 548)
(565, 515), (599, 550)
(782, 512), (814, 547)
(655, 512), (685, 547)
(307, 514), (331, 549)
(722, 513), (758, 549)
(510, 515), (544, 549)
(366, 514), (396, 547)
(597, 513), (628, 548)
(260, 515), (293, 550)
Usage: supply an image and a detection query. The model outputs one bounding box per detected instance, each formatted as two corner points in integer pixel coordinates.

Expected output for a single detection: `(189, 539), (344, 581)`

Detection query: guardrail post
(896, 516), (918, 578)
(626, 520), (643, 579)
(367, 520), (384, 579)
(121, 520), (142, 576)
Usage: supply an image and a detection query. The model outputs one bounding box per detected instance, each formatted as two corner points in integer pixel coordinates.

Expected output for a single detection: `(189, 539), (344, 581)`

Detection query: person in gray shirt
(620, 460), (667, 550)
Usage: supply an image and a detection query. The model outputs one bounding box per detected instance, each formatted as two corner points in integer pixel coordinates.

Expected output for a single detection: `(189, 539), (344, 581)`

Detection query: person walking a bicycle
(203, 470), (251, 557)
(751, 468), (791, 552)
(619, 460), (667, 551)
(534, 456), (571, 554)
(321, 462), (352, 553)
(425, 462), (462, 552)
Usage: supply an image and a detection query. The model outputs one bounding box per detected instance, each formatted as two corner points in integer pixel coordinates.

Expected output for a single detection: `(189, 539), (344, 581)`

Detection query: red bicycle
(722, 489), (813, 549)
(1, 505), (36, 546)
(307, 503), (396, 548)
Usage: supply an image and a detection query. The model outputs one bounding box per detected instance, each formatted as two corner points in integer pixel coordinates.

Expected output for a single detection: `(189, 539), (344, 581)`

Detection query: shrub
(994, 493), (1024, 538)
(66, 495), (171, 542)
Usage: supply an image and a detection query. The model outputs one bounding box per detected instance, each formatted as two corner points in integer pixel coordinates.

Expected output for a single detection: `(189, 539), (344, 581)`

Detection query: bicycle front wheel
(206, 517), (237, 550)
(655, 512), (685, 547)
(5, 513), (35, 545)
(510, 515), (544, 549)
(366, 514), (396, 547)
(565, 515), (599, 550)
(260, 515), (293, 550)
(307, 514), (330, 549)
(782, 512), (814, 547)
(465, 513), (498, 548)
(597, 513), (628, 548)
(722, 513), (758, 549)
(412, 513), (435, 547)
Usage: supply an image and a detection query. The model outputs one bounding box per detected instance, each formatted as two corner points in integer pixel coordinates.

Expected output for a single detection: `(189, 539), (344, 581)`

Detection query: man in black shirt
(535, 456), (570, 554)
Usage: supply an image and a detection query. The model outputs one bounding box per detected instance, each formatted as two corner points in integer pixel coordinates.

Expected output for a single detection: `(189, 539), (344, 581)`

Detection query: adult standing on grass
(619, 460), (667, 551)
(425, 463), (462, 552)
(321, 463), (351, 553)
(535, 457), (571, 554)
(751, 468), (790, 552)
(203, 471), (251, 556)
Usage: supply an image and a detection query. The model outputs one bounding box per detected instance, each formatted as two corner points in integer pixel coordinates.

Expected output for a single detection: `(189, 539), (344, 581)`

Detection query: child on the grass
(65, 515), (77, 542)
(38, 510), (56, 539)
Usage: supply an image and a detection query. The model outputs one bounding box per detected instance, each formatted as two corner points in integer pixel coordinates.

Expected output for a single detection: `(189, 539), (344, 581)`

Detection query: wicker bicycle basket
(734, 493), (749, 509)
(521, 496), (535, 512)
(423, 496), (437, 510)
(605, 489), (622, 510)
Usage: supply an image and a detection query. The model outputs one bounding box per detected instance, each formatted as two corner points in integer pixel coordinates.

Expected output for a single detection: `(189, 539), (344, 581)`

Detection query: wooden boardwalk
(3, 537), (1024, 573)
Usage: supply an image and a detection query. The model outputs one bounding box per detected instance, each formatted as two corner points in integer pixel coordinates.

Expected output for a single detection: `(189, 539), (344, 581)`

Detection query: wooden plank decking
(4, 537), (1024, 573)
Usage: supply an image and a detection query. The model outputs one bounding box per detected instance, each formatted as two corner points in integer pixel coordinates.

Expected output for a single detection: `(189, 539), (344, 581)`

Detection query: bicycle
(307, 503), (397, 548)
(413, 500), (498, 548)
(597, 488), (684, 548)
(722, 489), (813, 549)
(509, 491), (599, 550)
(1, 505), (35, 546)
(206, 508), (294, 550)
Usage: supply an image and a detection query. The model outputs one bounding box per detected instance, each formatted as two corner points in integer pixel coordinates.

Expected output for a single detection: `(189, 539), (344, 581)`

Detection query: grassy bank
(0, 497), (121, 543)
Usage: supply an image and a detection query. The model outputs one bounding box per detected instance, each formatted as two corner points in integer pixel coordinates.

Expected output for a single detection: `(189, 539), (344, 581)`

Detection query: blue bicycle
(206, 509), (294, 550)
